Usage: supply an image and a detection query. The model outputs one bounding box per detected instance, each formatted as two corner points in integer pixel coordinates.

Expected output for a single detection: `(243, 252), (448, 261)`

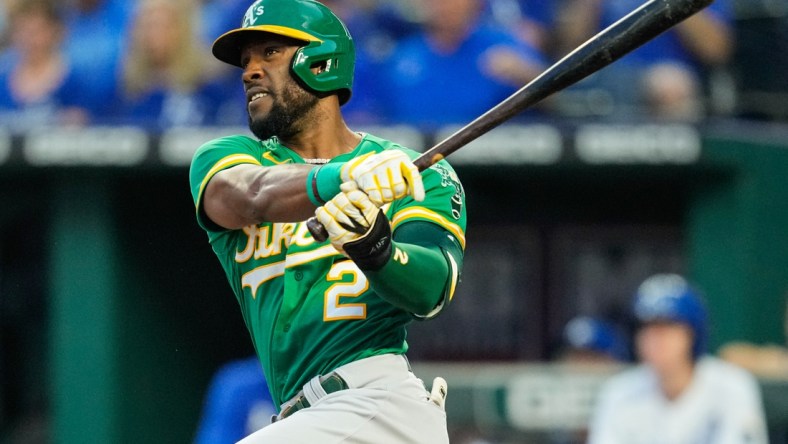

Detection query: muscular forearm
(204, 163), (318, 229)
(365, 242), (451, 316)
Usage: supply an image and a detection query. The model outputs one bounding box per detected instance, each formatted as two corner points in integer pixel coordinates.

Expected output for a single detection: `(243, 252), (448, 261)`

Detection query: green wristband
(306, 162), (344, 206)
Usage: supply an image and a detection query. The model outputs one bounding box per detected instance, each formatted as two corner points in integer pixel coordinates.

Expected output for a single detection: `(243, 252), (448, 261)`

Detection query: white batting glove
(315, 182), (393, 270)
(340, 150), (425, 206)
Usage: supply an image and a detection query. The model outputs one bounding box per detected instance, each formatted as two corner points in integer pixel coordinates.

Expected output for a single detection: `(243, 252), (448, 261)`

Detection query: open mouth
(248, 92), (268, 104)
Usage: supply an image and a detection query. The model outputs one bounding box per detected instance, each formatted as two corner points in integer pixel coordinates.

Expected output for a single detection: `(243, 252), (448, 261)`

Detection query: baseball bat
(307, 0), (715, 241)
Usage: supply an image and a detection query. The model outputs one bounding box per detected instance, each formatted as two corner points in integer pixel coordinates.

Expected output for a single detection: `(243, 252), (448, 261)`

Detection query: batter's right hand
(315, 182), (393, 271)
(340, 150), (425, 206)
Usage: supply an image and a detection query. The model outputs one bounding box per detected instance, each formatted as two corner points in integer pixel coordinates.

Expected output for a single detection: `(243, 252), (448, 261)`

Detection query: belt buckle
(279, 395), (310, 420)
(320, 373), (348, 393)
(277, 373), (348, 420)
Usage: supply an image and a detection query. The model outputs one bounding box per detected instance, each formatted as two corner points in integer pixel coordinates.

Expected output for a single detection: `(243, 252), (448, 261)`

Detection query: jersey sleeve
(388, 158), (467, 252)
(189, 135), (263, 233)
(386, 154), (467, 318)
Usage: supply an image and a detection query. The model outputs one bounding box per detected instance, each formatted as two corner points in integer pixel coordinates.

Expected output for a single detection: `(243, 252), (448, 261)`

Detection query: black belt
(278, 373), (349, 419)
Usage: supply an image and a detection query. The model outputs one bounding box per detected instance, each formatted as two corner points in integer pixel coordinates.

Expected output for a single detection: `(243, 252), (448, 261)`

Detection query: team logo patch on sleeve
(432, 164), (464, 220)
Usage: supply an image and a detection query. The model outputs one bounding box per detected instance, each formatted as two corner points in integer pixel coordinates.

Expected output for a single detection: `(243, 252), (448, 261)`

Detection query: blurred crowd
(0, 0), (750, 134)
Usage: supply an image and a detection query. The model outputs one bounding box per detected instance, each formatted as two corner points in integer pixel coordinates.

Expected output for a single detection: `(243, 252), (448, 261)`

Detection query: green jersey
(189, 133), (467, 406)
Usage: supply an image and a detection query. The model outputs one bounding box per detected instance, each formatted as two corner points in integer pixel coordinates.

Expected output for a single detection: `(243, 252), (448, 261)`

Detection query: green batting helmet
(212, 0), (355, 105)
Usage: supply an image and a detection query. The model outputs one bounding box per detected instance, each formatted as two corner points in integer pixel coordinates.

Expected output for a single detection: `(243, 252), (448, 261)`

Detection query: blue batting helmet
(563, 315), (629, 361)
(633, 274), (708, 359)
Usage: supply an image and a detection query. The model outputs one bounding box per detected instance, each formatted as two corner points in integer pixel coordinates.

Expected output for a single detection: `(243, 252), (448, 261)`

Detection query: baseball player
(588, 274), (768, 444)
(561, 315), (629, 364)
(188, 1), (465, 443)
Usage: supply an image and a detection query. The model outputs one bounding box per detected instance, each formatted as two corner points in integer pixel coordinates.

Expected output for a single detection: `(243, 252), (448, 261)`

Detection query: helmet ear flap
(291, 39), (353, 105)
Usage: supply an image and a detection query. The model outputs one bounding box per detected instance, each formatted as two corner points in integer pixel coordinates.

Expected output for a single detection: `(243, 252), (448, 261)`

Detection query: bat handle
(306, 216), (329, 242)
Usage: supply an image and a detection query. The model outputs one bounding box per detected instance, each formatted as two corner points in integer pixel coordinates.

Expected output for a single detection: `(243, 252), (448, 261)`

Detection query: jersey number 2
(324, 261), (368, 321)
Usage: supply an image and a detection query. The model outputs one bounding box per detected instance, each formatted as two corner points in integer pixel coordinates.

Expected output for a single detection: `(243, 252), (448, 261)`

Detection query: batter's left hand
(340, 150), (425, 206)
(315, 182), (392, 271)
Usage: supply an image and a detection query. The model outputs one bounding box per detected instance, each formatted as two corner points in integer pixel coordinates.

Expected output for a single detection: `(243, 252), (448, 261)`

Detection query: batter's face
(636, 321), (693, 373)
(241, 36), (320, 141)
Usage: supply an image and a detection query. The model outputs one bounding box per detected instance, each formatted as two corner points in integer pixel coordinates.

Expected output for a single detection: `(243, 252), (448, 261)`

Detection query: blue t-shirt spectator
(339, 38), (387, 125)
(316, 0), (418, 125)
(380, 24), (544, 130)
(599, 0), (731, 71)
(555, 0), (732, 120)
(485, 0), (556, 51)
(62, 0), (131, 117)
(110, 0), (236, 129)
(0, 52), (87, 131)
(113, 80), (228, 130)
(519, 0), (555, 28)
(0, 1), (99, 129)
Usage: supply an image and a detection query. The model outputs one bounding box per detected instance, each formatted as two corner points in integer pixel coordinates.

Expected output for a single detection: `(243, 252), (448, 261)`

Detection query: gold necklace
(303, 158), (331, 165)
(301, 133), (363, 165)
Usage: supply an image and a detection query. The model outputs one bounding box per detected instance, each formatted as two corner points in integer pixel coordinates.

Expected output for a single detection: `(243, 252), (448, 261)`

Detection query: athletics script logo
(433, 163), (464, 220)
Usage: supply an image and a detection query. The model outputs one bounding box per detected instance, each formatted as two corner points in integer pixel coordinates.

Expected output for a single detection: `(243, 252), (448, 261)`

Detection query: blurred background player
(559, 315), (629, 365)
(194, 356), (277, 444)
(589, 273), (768, 444)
